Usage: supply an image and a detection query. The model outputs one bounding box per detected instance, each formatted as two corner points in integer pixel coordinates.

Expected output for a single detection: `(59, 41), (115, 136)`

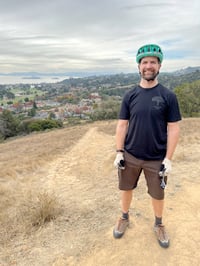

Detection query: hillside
(60, 67), (200, 91)
(0, 118), (200, 265)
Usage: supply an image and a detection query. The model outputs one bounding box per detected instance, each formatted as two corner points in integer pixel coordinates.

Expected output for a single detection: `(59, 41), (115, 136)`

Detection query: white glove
(159, 158), (172, 177)
(114, 152), (125, 170)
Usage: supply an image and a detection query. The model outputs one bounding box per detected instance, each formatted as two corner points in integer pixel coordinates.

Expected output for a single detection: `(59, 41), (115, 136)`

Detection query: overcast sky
(0, 0), (199, 74)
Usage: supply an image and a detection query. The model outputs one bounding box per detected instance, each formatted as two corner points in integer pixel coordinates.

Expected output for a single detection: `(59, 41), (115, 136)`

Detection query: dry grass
(0, 189), (62, 244)
(173, 118), (200, 162)
(0, 118), (199, 265)
(179, 117), (200, 144)
(0, 125), (89, 180)
(20, 191), (62, 228)
(0, 124), (89, 249)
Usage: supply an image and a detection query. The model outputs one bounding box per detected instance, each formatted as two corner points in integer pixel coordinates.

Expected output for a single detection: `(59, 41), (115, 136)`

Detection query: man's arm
(165, 121), (180, 160)
(115, 119), (129, 151)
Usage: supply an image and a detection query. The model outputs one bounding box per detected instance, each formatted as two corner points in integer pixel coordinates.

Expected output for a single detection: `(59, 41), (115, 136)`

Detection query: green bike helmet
(136, 44), (163, 63)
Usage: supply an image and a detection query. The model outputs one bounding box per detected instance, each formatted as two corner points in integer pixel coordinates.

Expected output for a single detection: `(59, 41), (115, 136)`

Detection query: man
(113, 44), (181, 248)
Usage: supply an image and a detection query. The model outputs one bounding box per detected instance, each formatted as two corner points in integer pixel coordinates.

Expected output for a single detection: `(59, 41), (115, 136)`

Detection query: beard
(140, 71), (159, 81)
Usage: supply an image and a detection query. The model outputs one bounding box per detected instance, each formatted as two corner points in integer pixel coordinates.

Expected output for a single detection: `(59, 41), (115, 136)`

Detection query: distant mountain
(0, 67), (200, 78)
(0, 67), (200, 85)
(172, 66), (200, 75)
(0, 72), (69, 77)
(0, 71), (115, 78)
(60, 67), (200, 91)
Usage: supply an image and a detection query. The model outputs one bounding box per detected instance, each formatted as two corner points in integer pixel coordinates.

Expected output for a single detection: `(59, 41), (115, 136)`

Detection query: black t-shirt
(119, 84), (182, 160)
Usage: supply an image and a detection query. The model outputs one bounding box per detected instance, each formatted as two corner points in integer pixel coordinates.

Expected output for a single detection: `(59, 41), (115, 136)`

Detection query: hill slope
(0, 119), (200, 265)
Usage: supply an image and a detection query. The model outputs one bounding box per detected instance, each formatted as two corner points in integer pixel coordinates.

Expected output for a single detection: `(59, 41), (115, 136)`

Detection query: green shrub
(40, 119), (59, 130)
(174, 80), (200, 117)
(0, 110), (20, 139)
(19, 118), (63, 134)
(28, 121), (42, 132)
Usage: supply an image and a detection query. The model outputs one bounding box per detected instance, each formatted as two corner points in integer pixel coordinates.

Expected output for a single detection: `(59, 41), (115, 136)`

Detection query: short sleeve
(119, 93), (130, 119)
(167, 93), (182, 122)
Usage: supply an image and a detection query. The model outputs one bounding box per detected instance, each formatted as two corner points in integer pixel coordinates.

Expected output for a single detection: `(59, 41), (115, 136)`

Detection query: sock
(122, 212), (129, 220)
(155, 216), (162, 226)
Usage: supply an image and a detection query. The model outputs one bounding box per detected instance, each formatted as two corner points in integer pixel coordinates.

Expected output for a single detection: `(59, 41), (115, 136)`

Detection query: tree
(6, 91), (15, 99)
(90, 100), (120, 121)
(174, 80), (200, 117)
(33, 101), (38, 109)
(0, 110), (19, 139)
(28, 108), (36, 117)
(24, 97), (29, 102)
(28, 101), (38, 117)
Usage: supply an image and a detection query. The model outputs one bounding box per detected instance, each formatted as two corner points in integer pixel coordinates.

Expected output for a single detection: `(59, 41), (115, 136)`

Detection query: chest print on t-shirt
(151, 96), (165, 110)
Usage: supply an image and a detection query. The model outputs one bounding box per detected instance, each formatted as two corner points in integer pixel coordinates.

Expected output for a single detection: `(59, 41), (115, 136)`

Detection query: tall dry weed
(0, 189), (62, 248)
(19, 191), (63, 230)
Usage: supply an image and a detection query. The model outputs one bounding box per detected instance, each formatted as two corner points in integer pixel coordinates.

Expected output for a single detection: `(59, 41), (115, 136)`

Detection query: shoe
(113, 217), (129, 239)
(154, 224), (170, 248)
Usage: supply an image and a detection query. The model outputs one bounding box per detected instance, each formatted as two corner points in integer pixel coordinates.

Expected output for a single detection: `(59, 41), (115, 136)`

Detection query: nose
(146, 62), (154, 68)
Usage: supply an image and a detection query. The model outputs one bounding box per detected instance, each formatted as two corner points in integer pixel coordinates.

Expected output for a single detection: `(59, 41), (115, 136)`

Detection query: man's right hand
(159, 158), (172, 177)
(114, 152), (125, 170)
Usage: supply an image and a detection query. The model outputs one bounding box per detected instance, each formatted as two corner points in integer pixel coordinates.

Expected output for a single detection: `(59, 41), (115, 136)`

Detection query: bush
(90, 101), (120, 121)
(0, 110), (20, 139)
(28, 121), (42, 132)
(39, 119), (60, 130)
(174, 80), (200, 117)
(19, 118), (63, 134)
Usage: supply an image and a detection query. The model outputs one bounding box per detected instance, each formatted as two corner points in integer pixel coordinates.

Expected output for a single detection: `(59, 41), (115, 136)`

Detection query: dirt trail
(1, 119), (200, 266)
(33, 121), (200, 266)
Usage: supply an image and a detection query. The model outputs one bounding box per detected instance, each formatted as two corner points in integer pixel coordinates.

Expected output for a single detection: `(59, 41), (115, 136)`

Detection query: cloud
(0, 0), (199, 73)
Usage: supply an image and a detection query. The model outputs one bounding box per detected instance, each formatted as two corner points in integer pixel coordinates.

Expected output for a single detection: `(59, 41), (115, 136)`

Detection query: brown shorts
(118, 151), (165, 200)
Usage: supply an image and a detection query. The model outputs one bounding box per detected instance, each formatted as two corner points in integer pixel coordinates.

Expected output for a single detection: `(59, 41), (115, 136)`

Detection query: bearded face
(138, 56), (161, 81)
